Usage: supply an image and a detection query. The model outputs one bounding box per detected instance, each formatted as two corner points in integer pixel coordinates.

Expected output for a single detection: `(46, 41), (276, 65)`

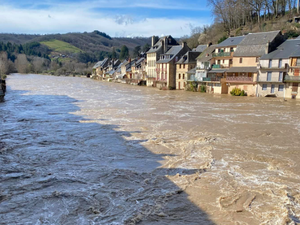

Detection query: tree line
(208, 0), (300, 34)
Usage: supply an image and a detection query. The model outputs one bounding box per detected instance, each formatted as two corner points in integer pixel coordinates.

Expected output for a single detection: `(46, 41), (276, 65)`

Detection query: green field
(40, 40), (81, 53)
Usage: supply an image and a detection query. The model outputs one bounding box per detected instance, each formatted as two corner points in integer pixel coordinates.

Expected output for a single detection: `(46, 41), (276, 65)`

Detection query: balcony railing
(212, 52), (231, 57)
(226, 76), (254, 82)
(203, 77), (221, 82)
(212, 64), (221, 69)
(284, 75), (300, 82)
(257, 76), (283, 82)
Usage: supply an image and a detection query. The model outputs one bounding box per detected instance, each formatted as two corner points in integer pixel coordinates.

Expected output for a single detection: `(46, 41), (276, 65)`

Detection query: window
(271, 84), (275, 93)
(239, 58), (243, 63)
(230, 47), (234, 52)
(179, 74), (181, 79)
(183, 64), (185, 69)
(223, 60), (225, 63)
(269, 59), (272, 68)
(296, 58), (300, 66)
(279, 59), (282, 68)
(183, 74), (185, 79)
(279, 72), (283, 81)
(179, 64), (181, 69)
(267, 72), (272, 81)
(256, 57), (259, 63)
(278, 85), (284, 91)
(262, 84), (267, 90)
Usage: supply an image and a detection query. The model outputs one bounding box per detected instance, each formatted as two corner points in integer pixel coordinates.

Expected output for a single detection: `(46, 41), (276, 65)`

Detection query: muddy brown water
(0, 74), (300, 224)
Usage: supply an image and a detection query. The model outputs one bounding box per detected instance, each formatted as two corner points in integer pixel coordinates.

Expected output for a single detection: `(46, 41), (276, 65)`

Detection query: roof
(239, 31), (280, 45)
(177, 51), (201, 64)
(260, 39), (300, 59)
(156, 45), (185, 64)
(217, 36), (245, 47)
(197, 44), (217, 62)
(93, 58), (109, 69)
(192, 45), (207, 52)
(147, 35), (178, 54)
(234, 31), (281, 57)
(208, 69), (227, 74)
(187, 67), (196, 74)
(135, 57), (145, 66)
(297, 36), (300, 40)
(226, 67), (258, 73)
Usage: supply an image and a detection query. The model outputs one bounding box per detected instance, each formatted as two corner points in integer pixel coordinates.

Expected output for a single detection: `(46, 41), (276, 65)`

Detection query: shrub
(200, 85), (206, 93)
(230, 87), (245, 96)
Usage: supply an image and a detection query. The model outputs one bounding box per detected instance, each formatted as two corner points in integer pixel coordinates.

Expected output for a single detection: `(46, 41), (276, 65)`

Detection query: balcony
(284, 75), (300, 82)
(259, 64), (289, 71)
(203, 77), (221, 82)
(226, 76), (254, 83)
(212, 52), (232, 57)
(257, 77), (283, 83)
(212, 64), (221, 69)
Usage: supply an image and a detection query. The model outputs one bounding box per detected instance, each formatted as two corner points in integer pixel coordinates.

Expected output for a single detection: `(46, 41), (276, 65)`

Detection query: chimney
(151, 36), (156, 47)
(162, 40), (165, 53)
(265, 42), (270, 54)
(182, 42), (187, 48)
(207, 42), (212, 47)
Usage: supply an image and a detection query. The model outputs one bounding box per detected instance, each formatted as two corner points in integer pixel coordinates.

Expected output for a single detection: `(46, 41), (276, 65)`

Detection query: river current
(1, 74), (300, 225)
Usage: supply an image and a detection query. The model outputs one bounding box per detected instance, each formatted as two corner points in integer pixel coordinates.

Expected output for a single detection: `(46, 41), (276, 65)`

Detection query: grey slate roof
(135, 57), (145, 66)
(297, 36), (300, 40)
(197, 44), (217, 62)
(147, 35), (178, 54)
(239, 30), (280, 45)
(177, 51), (201, 64)
(234, 31), (281, 57)
(192, 45), (207, 52)
(226, 67), (258, 73)
(217, 36), (245, 47)
(156, 46), (184, 64)
(260, 39), (300, 59)
(208, 69), (228, 74)
(93, 58), (109, 69)
(187, 67), (196, 74)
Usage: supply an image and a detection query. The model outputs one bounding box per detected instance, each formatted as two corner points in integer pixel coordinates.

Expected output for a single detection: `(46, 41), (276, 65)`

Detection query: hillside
(0, 31), (151, 54)
(40, 40), (81, 54)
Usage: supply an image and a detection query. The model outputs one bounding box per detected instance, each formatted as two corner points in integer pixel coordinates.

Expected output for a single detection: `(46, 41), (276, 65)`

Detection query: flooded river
(1, 74), (300, 224)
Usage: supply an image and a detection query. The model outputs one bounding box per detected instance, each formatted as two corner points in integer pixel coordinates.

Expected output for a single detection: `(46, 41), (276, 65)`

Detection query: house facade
(146, 36), (178, 87)
(284, 39), (300, 99)
(227, 31), (284, 96)
(208, 36), (246, 94)
(257, 40), (298, 98)
(155, 43), (190, 89)
(176, 50), (202, 90)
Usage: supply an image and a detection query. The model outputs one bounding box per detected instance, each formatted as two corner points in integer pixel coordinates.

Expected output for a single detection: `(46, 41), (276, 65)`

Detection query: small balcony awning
(226, 67), (258, 73)
(208, 69), (227, 74)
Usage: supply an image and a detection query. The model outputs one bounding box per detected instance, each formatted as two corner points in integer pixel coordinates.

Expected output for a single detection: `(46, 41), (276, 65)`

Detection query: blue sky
(0, 0), (213, 37)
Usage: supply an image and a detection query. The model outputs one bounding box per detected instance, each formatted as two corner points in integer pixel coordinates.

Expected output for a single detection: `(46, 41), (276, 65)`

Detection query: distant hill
(0, 31), (151, 54)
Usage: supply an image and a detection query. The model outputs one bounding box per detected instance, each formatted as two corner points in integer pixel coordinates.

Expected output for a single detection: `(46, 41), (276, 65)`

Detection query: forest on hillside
(0, 31), (151, 76)
(182, 0), (300, 48)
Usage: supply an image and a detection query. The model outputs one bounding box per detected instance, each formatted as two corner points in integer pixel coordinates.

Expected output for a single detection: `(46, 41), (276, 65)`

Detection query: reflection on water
(1, 74), (300, 224)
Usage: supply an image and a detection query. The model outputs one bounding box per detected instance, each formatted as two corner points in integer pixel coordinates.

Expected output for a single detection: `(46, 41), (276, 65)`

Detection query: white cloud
(0, 2), (211, 37)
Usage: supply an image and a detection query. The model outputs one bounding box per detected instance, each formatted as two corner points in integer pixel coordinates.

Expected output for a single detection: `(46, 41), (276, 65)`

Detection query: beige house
(257, 40), (296, 98)
(146, 36), (178, 87)
(284, 39), (300, 99)
(226, 31), (284, 96)
(208, 36), (246, 94)
(176, 49), (203, 90)
(92, 58), (109, 79)
(130, 57), (147, 85)
(155, 43), (190, 89)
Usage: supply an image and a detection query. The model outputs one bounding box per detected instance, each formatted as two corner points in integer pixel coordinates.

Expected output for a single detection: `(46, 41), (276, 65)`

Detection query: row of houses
(92, 31), (300, 99)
